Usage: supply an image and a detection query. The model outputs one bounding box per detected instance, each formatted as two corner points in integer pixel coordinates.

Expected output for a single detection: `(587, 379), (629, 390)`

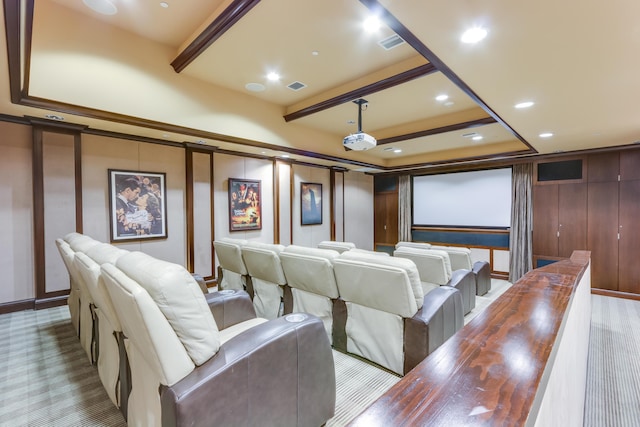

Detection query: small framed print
(228, 178), (262, 231)
(301, 182), (322, 225)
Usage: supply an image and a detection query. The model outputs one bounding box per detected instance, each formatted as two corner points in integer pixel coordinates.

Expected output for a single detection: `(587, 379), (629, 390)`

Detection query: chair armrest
(472, 261), (492, 295)
(191, 273), (209, 294)
(160, 314), (336, 427)
(403, 286), (464, 374)
(205, 290), (256, 330)
(448, 269), (476, 314)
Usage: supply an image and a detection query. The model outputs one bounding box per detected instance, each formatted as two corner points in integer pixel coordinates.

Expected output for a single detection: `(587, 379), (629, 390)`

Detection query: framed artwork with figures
(228, 178), (262, 231)
(108, 169), (167, 242)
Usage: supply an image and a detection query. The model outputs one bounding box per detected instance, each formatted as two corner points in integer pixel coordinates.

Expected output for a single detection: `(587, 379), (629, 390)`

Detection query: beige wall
(81, 134), (186, 264)
(0, 121), (376, 306)
(0, 122), (34, 303)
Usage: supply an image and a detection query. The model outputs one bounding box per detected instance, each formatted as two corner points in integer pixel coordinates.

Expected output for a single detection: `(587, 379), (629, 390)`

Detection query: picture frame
(108, 169), (167, 242)
(228, 178), (262, 231)
(301, 182), (323, 225)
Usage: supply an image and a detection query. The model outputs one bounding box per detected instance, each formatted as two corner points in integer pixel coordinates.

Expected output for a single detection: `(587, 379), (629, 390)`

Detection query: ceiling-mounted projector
(343, 132), (377, 151)
(344, 98), (376, 151)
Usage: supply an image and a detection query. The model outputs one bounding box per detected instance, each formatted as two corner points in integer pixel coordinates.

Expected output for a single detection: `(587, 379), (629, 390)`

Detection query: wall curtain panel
(398, 175), (412, 242)
(509, 163), (533, 282)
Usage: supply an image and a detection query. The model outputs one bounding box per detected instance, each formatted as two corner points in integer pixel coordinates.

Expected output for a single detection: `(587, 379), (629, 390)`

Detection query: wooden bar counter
(349, 250), (591, 427)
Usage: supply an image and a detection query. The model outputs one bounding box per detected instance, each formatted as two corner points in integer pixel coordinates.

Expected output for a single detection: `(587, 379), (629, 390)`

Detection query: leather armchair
(101, 251), (336, 426)
(332, 250), (463, 375)
(241, 242), (287, 319)
(394, 246), (476, 315)
(432, 245), (492, 296)
(279, 245), (341, 343)
(212, 238), (251, 295)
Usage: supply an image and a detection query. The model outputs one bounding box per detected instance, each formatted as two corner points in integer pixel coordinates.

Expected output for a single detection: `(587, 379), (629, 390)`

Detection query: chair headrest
(280, 245), (339, 298)
(241, 242), (287, 284)
(317, 241), (356, 253)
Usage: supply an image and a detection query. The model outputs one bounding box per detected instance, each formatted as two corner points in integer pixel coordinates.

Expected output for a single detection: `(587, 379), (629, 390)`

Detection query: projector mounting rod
(353, 98), (368, 133)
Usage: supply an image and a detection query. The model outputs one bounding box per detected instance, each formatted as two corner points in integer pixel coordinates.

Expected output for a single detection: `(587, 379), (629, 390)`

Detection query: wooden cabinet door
(374, 192), (398, 245)
(558, 183), (587, 257)
(587, 182), (619, 290)
(618, 180), (640, 293)
(533, 184), (559, 256)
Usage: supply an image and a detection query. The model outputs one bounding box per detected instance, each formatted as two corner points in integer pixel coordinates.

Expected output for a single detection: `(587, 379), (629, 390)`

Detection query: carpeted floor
(584, 295), (640, 426)
(26, 279), (640, 427)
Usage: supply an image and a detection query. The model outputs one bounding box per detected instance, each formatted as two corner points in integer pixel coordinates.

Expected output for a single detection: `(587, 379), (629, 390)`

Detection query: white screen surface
(413, 168), (512, 227)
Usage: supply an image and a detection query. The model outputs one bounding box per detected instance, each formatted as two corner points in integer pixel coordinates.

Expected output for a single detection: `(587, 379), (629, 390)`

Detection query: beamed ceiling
(1, 0), (639, 172)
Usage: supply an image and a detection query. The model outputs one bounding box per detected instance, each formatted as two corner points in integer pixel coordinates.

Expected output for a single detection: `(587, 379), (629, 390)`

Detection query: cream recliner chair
(57, 232), (100, 363)
(432, 245), (492, 296)
(212, 238), (251, 295)
(241, 242), (287, 319)
(395, 241), (433, 251)
(74, 243), (129, 414)
(332, 250), (463, 375)
(317, 240), (356, 253)
(101, 251), (335, 427)
(279, 245), (341, 343)
(55, 238), (81, 337)
(394, 246), (476, 315)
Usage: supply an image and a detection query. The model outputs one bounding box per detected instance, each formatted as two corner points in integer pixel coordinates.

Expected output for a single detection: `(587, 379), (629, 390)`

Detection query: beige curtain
(509, 163), (533, 282)
(398, 175), (412, 242)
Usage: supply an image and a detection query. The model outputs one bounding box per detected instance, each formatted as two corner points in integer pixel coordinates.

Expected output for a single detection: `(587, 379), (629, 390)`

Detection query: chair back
(213, 238), (248, 291)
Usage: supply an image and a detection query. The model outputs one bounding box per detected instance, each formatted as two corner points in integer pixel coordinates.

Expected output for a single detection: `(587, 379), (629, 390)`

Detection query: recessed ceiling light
(160, 2), (169, 8)
(539, 132), (554, 138)
(267, 72), (280, 81)
(45, 114), (64, 121)
(444, 101), (454, 107)
(472, 135), (483, 141)
(363, 16), (381, 33)
(82, 0), (117, 15)
(281, 154), (290, 158)
(311, 50), (319, 56)
(393, 149), (402, 153)
(435, 94), (449, 101)
(515, 101), (535, 109)
(461, 27), (487, 44)
(245, 82), (265, 92)
(195, 140), (206, 145)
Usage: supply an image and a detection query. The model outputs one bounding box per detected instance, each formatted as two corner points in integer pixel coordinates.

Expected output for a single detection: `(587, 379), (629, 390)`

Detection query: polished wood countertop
(348, 250), (591, 427)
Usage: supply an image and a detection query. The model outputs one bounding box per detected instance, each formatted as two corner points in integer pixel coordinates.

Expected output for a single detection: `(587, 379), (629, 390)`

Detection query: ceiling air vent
(378, 33), (405, 50)
(287, 81), (307, 91)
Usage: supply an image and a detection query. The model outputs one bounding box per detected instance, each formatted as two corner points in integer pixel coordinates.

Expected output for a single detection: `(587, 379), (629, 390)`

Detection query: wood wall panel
(587, 152), (619, 182)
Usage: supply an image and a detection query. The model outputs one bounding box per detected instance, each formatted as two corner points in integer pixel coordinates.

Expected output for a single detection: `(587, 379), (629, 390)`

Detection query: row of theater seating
(213, 239), (479, 376)
(56, 233), (336, 427)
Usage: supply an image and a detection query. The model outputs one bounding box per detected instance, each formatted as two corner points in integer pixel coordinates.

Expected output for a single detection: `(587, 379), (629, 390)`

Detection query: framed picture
(228, 178), (262, 231)
(108, 169), (167, 242)
(301, 182), (323, 225)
